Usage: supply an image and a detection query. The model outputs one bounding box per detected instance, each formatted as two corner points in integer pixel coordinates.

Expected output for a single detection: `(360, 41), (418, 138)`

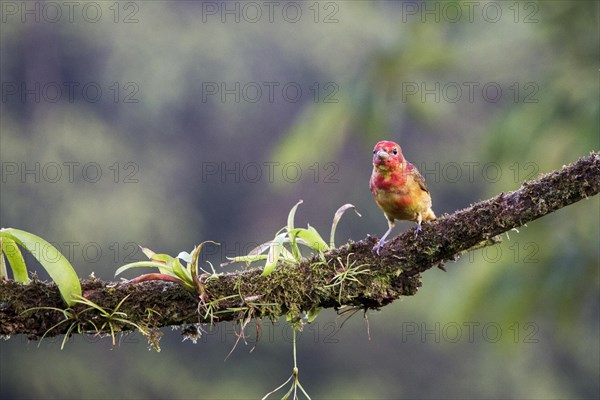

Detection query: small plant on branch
(0, 228), (81, 306)
(22, 294), (160, 351)
(261, 327), (311, 400)
(115, 240), (219, 294)
(224, 200), (361, 276)
(324, 253), (370, 304)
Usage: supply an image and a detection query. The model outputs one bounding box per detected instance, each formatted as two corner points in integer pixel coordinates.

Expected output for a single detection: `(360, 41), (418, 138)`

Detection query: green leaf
(0, 228), (81, 306)
(147, 253), (173, 275)
(287, 200), (303, 232)
(1, 237), (28, 283)
(248, 242), (271, 256)
(176, 251), (192, 264)
(190, 241), (220, 292)
(262, 233), (286, 276)
(150, 253), (173, 263)
(287, 200), (304, 260)
(190, 241), (219, 273)
(171, 257), (192, 283)
(137, 247), (173, 275)
(307, 307), (321, 323)
(225, 254), (268, 264)
(0, 250), (6, 280)
(330, 204), (362, 249)
(128, 273), (188, 287)
(221, 241), (271, 266)
(139, 246), (156, 260)
(286, 228), (304, 261)
(297, 225), (329, 253)
(115, 261), (175, 277)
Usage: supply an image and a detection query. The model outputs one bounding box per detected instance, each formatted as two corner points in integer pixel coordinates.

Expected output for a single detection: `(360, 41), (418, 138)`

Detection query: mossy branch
(1, 152), (598, 340)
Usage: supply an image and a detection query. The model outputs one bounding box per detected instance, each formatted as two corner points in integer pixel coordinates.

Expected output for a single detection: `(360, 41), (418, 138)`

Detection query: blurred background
(1, 1), (598, 398)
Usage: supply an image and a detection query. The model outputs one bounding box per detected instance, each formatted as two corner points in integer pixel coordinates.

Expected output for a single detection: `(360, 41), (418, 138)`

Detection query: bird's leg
(414, 213), (423, 238)
(376, 218), (395, 255)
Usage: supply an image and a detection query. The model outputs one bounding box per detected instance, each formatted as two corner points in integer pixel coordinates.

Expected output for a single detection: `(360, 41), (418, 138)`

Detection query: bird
(369, 140), (436, 254)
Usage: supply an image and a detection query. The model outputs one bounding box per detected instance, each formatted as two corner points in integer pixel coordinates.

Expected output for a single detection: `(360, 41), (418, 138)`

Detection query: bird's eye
(373, 150), (377, 154)
(392, 148), (398, 155)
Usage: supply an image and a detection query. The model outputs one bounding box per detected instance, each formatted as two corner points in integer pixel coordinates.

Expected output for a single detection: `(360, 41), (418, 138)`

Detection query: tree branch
(1, 152), (598, 341)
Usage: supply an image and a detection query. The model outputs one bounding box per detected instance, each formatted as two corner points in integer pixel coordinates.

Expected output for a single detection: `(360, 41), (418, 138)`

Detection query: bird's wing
(410, 164), (430, 193)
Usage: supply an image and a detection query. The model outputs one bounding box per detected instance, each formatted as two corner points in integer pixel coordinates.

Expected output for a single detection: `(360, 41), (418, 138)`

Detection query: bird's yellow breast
(371, 171), (432, 222)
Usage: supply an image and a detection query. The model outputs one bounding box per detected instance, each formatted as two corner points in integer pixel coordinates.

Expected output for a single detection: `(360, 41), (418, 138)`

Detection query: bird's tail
(424, 208), (437, 221)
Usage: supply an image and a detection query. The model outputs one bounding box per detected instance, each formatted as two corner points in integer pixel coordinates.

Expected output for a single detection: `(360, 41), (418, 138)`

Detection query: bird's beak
(376, 149), (389, 160)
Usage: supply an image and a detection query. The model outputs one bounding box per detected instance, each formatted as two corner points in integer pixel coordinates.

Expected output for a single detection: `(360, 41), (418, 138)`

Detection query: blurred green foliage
(1, 1), (598, 399)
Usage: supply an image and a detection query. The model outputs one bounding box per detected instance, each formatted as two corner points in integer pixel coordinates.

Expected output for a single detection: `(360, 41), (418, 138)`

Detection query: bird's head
(372, 140), (404, 171)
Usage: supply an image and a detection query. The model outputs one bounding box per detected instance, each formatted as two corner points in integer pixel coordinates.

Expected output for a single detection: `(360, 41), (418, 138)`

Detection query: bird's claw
(374, 239), (385, 255)
(414, 223), (422, 239)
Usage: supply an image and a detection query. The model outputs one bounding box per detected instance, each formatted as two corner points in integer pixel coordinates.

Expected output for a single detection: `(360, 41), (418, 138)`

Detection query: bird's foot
(414, 223), (422, 239)
(374, 239), (385, 255)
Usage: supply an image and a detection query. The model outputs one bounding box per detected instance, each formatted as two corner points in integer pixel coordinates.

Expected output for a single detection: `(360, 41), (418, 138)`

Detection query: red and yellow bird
(369, 140), (436, 254)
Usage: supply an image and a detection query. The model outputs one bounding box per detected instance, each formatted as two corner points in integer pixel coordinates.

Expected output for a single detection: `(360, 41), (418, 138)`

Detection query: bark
(1, 151), (598, 343)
